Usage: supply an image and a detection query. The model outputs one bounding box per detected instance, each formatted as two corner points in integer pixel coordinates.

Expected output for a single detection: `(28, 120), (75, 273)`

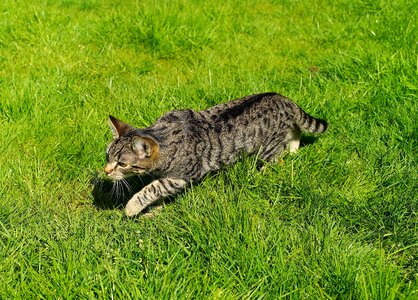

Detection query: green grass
(0, 0), (417, 298)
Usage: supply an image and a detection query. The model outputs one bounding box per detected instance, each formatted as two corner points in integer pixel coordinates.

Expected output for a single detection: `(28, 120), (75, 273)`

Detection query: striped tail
(287, 100), (328, 133)
(297, 111), (327, 133)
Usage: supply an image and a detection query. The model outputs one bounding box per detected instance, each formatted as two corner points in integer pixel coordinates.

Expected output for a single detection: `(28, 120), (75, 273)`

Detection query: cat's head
(104, 115), (159, 180)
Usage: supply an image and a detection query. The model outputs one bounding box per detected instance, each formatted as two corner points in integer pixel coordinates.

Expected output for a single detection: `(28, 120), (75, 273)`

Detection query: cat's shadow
(91, 173), (153, 210)
(300, 135), (318, 148)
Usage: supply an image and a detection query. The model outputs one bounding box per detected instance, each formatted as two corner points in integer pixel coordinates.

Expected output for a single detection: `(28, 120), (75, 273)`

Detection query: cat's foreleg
(125, 178), (187, 217)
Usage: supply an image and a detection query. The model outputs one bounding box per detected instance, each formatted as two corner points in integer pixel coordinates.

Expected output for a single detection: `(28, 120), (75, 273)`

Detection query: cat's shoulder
(157, 109), (201, 124)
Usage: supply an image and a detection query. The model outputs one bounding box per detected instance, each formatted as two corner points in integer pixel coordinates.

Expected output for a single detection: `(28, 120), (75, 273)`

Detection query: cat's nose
(104, 164), (113, 174)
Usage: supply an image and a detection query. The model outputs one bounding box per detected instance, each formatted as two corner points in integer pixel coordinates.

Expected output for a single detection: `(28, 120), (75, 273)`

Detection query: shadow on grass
(300, 135), (319, 148)
(91, 173), (153, 210)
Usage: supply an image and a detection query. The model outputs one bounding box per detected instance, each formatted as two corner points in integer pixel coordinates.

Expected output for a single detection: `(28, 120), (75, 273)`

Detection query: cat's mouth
(107, 171), (139, 181)
(108, 174), (124, 181)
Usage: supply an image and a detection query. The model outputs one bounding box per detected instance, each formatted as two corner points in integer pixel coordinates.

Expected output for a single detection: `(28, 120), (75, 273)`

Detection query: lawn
(0, 0), (417, 298)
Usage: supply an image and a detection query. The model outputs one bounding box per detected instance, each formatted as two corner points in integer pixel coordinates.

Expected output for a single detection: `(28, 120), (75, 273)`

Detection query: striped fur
(105, 92), (327, 216)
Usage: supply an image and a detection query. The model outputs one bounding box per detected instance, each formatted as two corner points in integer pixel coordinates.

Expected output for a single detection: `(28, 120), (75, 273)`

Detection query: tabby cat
(104, 92), (327, 216)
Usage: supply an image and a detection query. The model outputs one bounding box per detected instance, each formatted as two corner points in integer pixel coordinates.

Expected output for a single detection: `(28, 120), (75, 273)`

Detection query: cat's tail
(287, 100), (328, 134)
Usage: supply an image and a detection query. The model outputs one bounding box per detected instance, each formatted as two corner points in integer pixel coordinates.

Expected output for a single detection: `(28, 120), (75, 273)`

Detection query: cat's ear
(131, 136), (159, 160)
(108, 115), (135, 139)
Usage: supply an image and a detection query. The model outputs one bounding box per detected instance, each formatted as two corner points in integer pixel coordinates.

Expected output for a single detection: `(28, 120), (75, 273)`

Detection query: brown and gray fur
(104, 92), (327, 216)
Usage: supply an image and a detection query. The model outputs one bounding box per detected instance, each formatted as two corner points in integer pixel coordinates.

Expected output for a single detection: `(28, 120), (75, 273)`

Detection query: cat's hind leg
(287, 127), (301, 153)
(262, 128), (301, 165)
(288, 139), (300, 153)
(125, 178), (187, 217)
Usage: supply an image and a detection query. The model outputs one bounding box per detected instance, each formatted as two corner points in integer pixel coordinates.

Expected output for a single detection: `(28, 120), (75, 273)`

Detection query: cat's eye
(118, 162), (127, 167)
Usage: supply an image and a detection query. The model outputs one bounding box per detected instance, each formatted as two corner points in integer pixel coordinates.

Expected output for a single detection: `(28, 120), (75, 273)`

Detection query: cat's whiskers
(109, 177), (135, 201)
(120, 178), (133, 195)
(143, 170), (156, 179)
(110, 180), (124, 199)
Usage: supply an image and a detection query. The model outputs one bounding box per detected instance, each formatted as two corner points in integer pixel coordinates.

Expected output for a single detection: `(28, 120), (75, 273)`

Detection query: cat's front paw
(125, 199), (144, 217)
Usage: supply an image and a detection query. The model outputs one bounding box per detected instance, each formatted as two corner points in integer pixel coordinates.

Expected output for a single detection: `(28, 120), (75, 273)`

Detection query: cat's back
(149, 108), (210, 149)
(154, 109), (209, 132)
(202, 92), (278, 119)
(154, 92), (280, 130)
(156, 109), (196, 124)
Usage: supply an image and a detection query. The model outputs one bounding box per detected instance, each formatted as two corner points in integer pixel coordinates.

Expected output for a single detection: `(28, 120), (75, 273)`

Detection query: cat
(104, 92), (327, 217)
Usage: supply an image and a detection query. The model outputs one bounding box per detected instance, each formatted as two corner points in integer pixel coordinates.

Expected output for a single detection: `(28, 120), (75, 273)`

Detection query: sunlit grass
(0, 0), (417, 298)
